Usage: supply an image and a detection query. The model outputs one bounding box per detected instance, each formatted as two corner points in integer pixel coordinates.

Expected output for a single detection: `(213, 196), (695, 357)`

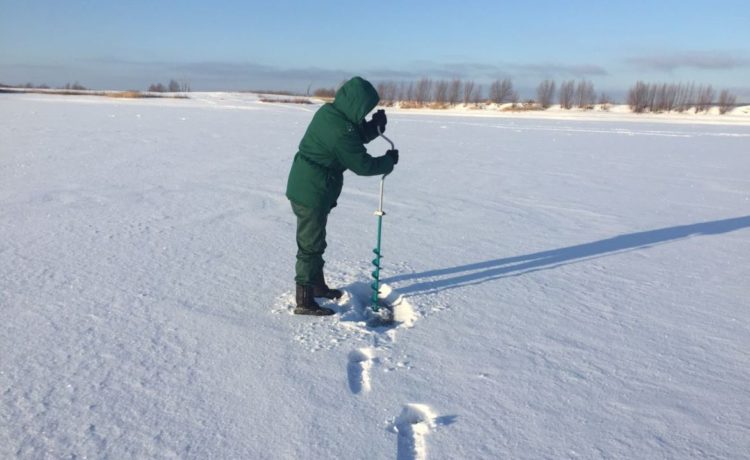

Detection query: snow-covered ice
(2, 92), (749, 458)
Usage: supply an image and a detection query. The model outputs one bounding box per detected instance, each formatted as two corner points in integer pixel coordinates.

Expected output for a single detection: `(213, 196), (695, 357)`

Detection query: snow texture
(2, 92), (750, 459)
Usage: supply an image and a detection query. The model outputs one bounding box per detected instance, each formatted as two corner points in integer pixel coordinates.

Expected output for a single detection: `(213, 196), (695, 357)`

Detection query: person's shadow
(385, 215), (750, 296)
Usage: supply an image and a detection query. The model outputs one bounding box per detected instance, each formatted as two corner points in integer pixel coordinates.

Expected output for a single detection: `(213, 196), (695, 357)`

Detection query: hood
(332, 76), (380, 123)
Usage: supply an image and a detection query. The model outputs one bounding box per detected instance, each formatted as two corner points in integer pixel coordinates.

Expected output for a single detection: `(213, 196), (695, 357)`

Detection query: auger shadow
(385, 215), (750, 296)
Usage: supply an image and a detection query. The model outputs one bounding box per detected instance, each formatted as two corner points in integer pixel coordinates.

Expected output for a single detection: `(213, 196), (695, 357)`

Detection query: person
(286, 76), (399, 315)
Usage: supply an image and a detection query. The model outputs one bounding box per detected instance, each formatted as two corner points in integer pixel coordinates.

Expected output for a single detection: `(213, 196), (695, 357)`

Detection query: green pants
(291, 201), (330, 286)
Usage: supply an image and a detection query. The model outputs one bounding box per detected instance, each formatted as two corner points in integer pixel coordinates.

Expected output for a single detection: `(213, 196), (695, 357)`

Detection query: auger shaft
(371, 126), (394, 312)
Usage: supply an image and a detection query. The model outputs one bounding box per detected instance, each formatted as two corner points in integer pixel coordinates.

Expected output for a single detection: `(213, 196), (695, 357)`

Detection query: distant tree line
(313, 87), (336, 98)
(62, 82), (87, 90)
(373, 78), (489, 107)
(5, 75), (740, 115)
(313, 77), (739, 115)
(627, 81), (737, 114)
(343, 78), (609, 111)
(1, 81), (88, 90)
(148, 79), (190, 93)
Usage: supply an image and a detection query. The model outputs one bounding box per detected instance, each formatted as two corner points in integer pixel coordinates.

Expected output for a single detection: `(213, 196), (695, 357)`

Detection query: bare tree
(404, 81), (415, 103)
(376, 81), (397, 106)
(536, 80), (556, 108)
(433, 80), (449, 106)
(627, 81), (650, 113)
(386, 81), (398, 105)
(376, 82), (388, 103)
(559, 80), (575, 109)
(575, 80), (596, 109)
(718, 89), (737, 114)
(598, 92), (612, 110)
(448, 79), (462, 106)
(679, 82), (697, 112)
(463, 80), (476, 104)
(414, 78), (433, 106)
(653, 83), (666, 112)
(653, 83), (678, 112)
(646, 84), (658, 112)
(665, 83), (678, 112)
(62, 82), (86, 90)
(395, 81), (408, 102)
(695, 84), (715, 113)
(489, 78), (516, 104)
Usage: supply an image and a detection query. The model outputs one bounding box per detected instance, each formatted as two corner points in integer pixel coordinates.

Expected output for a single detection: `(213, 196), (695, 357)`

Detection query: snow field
(2, 92), (750, 458)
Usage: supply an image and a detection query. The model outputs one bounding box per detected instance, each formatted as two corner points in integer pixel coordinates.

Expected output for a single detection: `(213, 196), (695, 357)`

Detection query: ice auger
(369, 126), (396, 326)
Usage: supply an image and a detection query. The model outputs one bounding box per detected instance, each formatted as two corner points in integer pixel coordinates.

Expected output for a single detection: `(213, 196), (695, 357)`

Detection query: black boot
(294, 285), (335, 316)
(312, 272), (343, 300)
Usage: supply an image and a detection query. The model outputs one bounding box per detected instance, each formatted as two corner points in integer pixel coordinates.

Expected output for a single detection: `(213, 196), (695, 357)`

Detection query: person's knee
(298, 249), (324, 258)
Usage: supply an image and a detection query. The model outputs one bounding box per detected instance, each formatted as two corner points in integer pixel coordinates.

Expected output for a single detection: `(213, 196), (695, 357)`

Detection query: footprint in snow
(391, 404), (438, 460)
(347, 347), (375, 394)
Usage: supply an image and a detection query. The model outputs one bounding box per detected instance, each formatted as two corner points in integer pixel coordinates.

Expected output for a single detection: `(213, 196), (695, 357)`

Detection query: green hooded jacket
(285, 76), (395, 210)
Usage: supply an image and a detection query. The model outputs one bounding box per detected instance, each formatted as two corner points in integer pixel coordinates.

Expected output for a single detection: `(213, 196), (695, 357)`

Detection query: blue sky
(1, 0), (749, 99)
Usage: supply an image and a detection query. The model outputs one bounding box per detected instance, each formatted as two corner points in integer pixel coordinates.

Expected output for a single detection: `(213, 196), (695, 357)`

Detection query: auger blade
(366, 300), (396, 327)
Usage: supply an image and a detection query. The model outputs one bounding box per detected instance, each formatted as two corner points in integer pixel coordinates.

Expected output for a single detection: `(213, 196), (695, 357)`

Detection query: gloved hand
(385, 149), (399, 165)
(371, 109), (387, 132)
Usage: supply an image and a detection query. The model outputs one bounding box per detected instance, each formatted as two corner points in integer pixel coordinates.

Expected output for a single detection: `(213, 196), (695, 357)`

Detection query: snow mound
(272, 281), (417, 352)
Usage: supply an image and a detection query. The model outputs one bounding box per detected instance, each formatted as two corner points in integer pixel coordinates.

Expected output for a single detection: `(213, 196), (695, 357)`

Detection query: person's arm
(334, 130), (394, 176)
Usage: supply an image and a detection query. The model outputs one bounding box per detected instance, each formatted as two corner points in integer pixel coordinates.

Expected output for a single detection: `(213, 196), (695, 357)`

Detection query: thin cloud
(171, 61), (351, 82)
(509, 63), (609, 78)
(367, 61), (607, 81)
(367, 68), (423, 79)
(80, 58), (353, 89)
(627, 52), (750, 72)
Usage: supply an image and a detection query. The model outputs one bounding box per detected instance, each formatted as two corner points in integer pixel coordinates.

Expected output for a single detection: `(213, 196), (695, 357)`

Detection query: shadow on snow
(385, 215), (750, 296)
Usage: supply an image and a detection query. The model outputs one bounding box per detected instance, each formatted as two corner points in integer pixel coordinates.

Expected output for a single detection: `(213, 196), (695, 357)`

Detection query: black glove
(385, 149), (399, 165)
(371, 109), (387, 132)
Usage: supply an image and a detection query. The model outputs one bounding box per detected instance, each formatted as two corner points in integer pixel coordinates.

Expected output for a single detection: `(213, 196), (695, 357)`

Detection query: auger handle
(376, 125), (394, 214)
(378, 125), (395, 150)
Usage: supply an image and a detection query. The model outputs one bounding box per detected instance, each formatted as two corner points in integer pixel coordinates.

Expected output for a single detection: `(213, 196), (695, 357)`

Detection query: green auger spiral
(371, 212), (384, 311)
